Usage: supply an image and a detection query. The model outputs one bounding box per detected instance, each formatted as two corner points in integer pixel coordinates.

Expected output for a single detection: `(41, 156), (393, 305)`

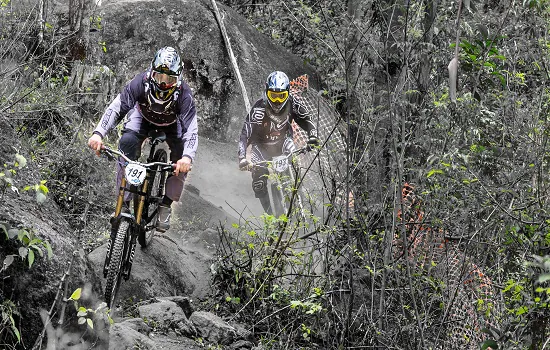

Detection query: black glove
(239, 158), (252, 171)
(307, 134), (320, 148)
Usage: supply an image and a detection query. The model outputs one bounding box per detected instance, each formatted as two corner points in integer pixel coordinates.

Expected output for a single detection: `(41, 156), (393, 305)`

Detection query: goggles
(152, 71), (178, 90)
(267, 90), (289, 103)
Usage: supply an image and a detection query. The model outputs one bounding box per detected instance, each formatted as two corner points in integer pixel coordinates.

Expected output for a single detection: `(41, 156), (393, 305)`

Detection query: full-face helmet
(265, 71), (290, 114)
(148, 46), (183, 103)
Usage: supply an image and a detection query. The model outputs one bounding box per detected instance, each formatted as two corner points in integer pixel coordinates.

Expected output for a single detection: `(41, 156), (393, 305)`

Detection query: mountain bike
(251, 147), (309, 221)
(99, 130), (174, 309)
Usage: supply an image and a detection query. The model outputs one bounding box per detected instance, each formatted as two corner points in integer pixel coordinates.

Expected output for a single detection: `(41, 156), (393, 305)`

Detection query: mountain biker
(238, 71), (319, 215)
(88, 46), (198, 232)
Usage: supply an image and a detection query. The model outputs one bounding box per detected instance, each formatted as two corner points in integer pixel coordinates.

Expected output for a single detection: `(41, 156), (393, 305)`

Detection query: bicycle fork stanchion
(104, 177), (128, 277)
(135, 179), (148, 225)
(122, 178), (149, 280)
(114, 177), (127, 217)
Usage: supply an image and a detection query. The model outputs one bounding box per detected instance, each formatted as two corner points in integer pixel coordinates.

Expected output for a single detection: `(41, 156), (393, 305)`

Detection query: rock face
(107, 297), (252, 349)
(87, 0), (319, 142)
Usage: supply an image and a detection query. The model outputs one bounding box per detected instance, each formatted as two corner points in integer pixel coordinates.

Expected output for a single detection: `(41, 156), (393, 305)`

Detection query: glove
(307, 134), (320, 148)
(239, 158), (252, 171)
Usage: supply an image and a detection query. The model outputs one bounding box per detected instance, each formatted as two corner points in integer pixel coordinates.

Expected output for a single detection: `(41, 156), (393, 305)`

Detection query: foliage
(0, 154), (27, 198)
(0, 224), (53, 348)
(0, 224), (53, 269)
(68, 288), (112, 329)
(219, 0), (550, 348)
(0, 1), (114, 348)
(0, 299), (20, 349)
(213, 206), (331, 347)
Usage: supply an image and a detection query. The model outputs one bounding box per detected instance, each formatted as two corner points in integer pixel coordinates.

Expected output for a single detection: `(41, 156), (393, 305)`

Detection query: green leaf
(36, 192), (47, 204)
(3, 255), (14, 269)
(38, 184), (49, 194)
(10, 315), (20, 341)
(290, 300), (301, 308)
(15, 154), (27, 168)
(45, 242), (53, 259)
(77, 310), (88, 317)
(87, 318), (94, 329)
(426, 169), (444, 178)
(481, 339), (498, 349)
(538, 274), (550, 283)
(8, 228), (18, 239)
(30, 245), (44, 258)
(18, 247), (28, 259)
(70, 288), (82, 301)
(28, 249), (35, 267)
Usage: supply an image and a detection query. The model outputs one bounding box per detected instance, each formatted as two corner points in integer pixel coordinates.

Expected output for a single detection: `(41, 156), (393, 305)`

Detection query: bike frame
(103, 136), (173, 277)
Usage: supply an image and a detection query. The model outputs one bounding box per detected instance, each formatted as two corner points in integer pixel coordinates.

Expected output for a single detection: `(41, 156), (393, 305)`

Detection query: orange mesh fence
(289, 75), (351, 217)
(287, 76), (496, 348)
(397, 183), (496, 349)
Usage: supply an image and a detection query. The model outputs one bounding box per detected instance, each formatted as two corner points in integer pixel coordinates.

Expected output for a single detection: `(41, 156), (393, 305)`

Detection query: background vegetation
(1, 0), (550, 349)
(215, 0), (550, 349)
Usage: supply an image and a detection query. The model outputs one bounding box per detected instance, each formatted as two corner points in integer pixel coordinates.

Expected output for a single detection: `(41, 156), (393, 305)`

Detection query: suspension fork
(114, 177), (127, 217)
(135, 179), (148, 225)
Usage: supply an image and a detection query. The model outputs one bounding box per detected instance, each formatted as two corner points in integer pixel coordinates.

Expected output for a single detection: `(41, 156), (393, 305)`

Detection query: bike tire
(104, 219), (130, 309)
(138, 148), (168, 247)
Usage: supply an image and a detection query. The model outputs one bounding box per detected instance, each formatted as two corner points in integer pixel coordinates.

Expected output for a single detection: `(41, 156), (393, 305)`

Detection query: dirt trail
(182, 137), (263, 221)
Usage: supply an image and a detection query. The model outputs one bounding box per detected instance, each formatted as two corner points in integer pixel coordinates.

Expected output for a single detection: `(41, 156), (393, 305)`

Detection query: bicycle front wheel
(104, 219), (130, 309)
(139, 148), (168, 247)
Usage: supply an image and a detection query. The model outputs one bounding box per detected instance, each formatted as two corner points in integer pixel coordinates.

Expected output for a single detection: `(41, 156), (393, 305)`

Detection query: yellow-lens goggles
(267, 90), (289, 103)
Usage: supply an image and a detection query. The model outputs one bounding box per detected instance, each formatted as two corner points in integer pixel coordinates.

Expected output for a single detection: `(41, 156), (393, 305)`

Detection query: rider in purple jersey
(238, 71), (319, 214)
(88, 46), (198, 231)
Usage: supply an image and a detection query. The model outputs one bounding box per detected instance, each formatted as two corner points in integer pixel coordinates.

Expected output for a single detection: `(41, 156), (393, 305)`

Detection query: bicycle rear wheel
(139, 148), (168, 247)
(104, 219), (130, 309)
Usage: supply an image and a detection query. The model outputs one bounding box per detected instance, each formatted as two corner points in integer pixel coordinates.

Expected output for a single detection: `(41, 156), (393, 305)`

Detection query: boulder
(83, 0), (319, 142)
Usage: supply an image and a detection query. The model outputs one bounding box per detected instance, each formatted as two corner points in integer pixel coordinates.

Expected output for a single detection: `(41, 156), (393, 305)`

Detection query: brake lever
(102, 149), (117, 162)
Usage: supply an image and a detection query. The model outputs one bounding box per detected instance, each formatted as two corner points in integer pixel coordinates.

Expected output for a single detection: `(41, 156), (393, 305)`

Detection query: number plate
(125, 163), (146, 185)
(272, 156), (288, 172)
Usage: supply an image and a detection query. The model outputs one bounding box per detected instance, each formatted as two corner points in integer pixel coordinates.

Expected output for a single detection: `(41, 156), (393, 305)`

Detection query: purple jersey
(94, 71), (198, 160)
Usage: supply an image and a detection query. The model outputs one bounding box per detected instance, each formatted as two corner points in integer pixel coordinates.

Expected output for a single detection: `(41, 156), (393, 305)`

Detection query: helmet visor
(152, 71), (178, 90)
(267, 90), (288, 103)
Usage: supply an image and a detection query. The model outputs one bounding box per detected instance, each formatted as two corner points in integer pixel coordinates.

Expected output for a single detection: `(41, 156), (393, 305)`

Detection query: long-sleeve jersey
(93, 71), (198, 160)
(238, 94), (316, 160)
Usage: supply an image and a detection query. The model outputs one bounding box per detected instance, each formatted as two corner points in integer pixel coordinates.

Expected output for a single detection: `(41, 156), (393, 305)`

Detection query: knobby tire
(138, 148), (168, 248)
(105, 219), (130, 309)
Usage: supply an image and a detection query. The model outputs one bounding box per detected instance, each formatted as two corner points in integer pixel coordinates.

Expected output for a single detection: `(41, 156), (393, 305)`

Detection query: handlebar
(248, 146), (310, 169)
(101, 146), (176, 172)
